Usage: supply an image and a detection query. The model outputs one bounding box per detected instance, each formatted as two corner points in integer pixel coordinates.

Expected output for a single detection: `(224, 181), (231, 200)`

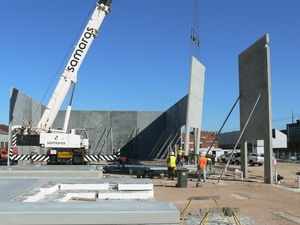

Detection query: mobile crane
(13, 0), (113, 164)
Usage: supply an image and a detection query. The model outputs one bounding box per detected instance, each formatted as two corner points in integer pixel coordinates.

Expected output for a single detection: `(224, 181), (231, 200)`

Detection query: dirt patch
(104, 161), (300, 224)
(152, 162), (300, 224)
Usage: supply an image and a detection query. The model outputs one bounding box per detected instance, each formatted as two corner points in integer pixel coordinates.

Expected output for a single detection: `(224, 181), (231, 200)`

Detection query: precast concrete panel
(166, 95), (187, 128)
(110, 111), (137, 154)
(10, 88), (188, 160)
(10, 88), (44, 128)
(239, 35), (272, 140)
(54, 110), (166, 158)
(186, 56), (205, 128)
(147, 96), (187, 159)
(10, 88), (45, 154)
(136, 111), (165, 158)
(238, 34), (273, 183)
(55, 110), (112, 155)
(185, 56), (205, 155)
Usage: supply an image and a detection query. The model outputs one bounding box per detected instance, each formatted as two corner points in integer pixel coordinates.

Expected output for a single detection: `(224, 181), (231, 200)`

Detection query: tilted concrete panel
(185, 56), (205, 154)
(9, 88), (45, 154)
(186, 56), (205, 129)
(10, 88), (44, 129)
(239, 34), (272, 140)
(238, 34), (273, 183)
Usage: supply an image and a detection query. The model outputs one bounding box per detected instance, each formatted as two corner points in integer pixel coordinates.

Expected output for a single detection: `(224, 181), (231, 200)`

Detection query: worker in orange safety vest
(118, 156), (127, 170)
(197, 153), (207, 182)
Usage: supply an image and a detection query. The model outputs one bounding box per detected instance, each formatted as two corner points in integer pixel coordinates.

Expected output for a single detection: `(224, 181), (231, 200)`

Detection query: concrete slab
(0, 165), (103, 178)
(104, 164), (197, 175)
(0, 201), (179, 225)
(0, 175), (179, 224)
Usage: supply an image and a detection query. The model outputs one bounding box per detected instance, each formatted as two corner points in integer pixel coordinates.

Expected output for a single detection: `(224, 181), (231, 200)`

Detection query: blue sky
(1, 0), (299, 132)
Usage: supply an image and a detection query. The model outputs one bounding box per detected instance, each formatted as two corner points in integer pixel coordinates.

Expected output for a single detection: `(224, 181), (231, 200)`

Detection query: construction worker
(185, 150), (192, 165)
(177, 147), (185, 166)
(167, 152), (177, 180)
(206, 157), (212, 173)
(197, 153), (207, 182)
(118, 156), (127, 170)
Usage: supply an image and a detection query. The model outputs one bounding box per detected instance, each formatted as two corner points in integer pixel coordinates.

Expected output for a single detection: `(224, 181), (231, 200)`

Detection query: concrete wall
(10, 88), (187, 159)
(238, 34), (273, 183)
(10, 88), (44, 128)
(239, 34), (272, 141)
(54, 110), (165, 159)
(10, 88), (45, 154)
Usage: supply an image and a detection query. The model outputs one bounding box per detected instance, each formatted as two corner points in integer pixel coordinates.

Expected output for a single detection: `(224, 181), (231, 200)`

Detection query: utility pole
(292, 110), (295, 123)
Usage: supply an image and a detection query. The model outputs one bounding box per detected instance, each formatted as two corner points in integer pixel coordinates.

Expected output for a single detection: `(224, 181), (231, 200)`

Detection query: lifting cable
(190, 0), (201, 60)
(31, 2), (95, 126)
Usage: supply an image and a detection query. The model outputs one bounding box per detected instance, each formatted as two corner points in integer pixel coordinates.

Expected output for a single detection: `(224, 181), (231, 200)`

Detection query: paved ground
(2, 159), (300, 224)
(104, 160), (300, 225)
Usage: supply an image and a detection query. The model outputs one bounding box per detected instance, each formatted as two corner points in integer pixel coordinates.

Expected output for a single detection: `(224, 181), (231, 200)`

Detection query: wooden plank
(188, 196), (219, 200)
(200, 207), (240, 214)
(71, 197), (97, 201)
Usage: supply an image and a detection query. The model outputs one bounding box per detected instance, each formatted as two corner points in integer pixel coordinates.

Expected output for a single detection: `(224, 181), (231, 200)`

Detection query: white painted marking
(273, 212), (300, 224)
(230, 193), (248, 199)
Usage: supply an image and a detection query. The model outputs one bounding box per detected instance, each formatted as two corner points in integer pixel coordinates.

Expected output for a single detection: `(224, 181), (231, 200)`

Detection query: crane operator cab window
(74, 129), (88, 139)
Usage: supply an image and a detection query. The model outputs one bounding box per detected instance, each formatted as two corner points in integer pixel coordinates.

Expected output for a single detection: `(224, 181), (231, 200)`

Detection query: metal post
(205, 96), (240, 156)
(218, 84), (265, 183)
(7, 87), (14, 167)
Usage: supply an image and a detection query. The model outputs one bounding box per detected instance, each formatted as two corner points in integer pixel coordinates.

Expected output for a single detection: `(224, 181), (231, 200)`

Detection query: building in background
(182, 131), (218, 148)
(286, 120), (300, 156)
(182, 131), (222, 157)
(0, 125), (9, 151)
(0, 125), (17, 160)
(218, 129), (287, 158)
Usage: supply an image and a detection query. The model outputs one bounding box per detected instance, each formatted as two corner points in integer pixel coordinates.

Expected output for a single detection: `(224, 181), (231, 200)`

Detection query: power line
(273, 114), (300, 123)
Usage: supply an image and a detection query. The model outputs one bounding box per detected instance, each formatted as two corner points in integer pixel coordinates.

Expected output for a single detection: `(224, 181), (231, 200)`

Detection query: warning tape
(9, 150), (121, 162)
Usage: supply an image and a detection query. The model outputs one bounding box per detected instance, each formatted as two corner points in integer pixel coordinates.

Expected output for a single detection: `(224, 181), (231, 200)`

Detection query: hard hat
(171, 152), (175, 156)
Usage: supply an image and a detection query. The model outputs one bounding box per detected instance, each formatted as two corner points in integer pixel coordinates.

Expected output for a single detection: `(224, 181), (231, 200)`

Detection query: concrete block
(118, 183), (153, 190)
(60, 183), (109, 190)
(98, 190), (154, 200)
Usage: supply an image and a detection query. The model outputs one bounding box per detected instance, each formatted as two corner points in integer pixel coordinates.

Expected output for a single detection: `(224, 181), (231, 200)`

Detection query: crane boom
(38, 0), (112, 130)
(12, 0), (113, 165)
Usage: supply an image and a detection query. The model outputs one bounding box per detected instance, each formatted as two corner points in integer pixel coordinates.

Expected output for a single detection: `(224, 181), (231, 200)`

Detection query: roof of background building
(0, 125), (8, 135)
